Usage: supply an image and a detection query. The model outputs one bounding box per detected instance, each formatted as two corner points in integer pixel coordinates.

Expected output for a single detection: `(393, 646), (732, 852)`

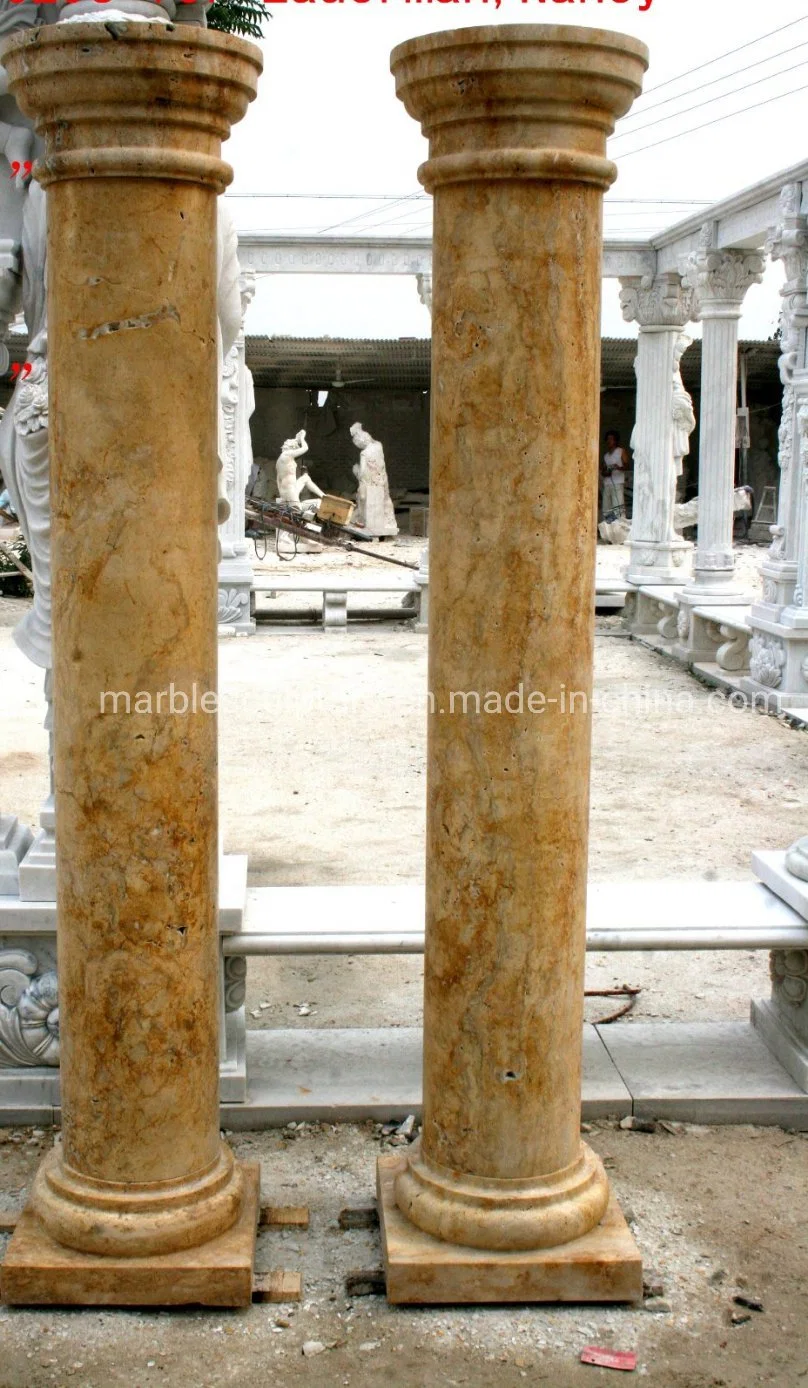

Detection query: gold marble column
(380, 26), (648, 1304)
(0, 23), (262, 1306)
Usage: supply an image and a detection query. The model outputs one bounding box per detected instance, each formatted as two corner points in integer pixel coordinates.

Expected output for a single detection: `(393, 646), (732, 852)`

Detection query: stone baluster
(673, 229), (765, 659)
(751, 836), (808, 1091)
(0, 20), (262, 1306)
(218, 269), (257, 635)
(742, 183), (808, 710)
(381, 23), (647, 1304)
(619, 272), (696, 587)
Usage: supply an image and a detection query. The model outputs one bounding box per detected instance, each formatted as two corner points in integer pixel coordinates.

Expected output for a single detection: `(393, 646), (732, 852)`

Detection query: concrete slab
(599, 1021), (808, 1127)
(219, 1025), (631, 1128)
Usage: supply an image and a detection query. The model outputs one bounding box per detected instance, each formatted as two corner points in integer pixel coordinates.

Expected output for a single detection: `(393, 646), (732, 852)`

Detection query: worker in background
(601, 430), (631, 519)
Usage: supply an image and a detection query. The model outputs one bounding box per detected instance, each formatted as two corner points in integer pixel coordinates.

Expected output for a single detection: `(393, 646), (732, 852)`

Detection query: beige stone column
(381, 26), (647, 1303)
(0, 23), (262, 1306)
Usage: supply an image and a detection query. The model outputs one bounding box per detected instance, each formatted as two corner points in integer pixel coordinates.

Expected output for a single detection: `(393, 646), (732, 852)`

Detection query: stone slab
(0, 853), (247, 933)
(219, 1026), (631, 1127)
(752, 851), (808, 922)
(751, 998), (808, 1093)
(377, 1154), (642, 1305)
(0, 1161), (260, 1308)
(599, 1021), (808, 1127)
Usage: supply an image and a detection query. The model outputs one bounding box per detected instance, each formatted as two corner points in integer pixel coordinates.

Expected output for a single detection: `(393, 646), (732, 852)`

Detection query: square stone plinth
(377, 1154), (642, 1305)
(0, 1162), (260, 1308)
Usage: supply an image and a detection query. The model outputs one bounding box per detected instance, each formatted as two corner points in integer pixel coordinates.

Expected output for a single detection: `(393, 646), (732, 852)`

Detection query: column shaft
(1, 22), (261, 1270)
(693, 313), (739, 587)
(390, 24), (647, 1257)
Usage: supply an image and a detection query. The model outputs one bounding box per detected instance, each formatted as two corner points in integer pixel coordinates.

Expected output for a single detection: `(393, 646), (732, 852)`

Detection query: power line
(620, 36), (808, 124)
(612, 53), (808, 143)
(639, 15), (808, 97)
(316, 192), (422, 236)
(617, 79), (808, 160)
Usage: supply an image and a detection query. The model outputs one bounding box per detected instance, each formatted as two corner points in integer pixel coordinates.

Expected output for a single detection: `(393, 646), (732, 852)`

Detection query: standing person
(601, 430), (630, 518)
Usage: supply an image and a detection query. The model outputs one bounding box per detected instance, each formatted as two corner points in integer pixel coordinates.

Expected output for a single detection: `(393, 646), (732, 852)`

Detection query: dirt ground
(1, 1121), (807, 1388)
(1, 539), (807, 1386)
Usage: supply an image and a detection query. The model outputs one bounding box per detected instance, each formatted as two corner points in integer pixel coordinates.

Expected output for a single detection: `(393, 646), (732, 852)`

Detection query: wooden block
(338, 1203), (378, 1230)
(0, 1163), (260, 1308)
(0, 1211), (19, 1234)
(377, 1153), (643, 1306)
(252, 1269), (302, 1303)
(317, 495), (355, 526)
(345, 1268), (386, 1297)
(259, 1204), (309, 1229)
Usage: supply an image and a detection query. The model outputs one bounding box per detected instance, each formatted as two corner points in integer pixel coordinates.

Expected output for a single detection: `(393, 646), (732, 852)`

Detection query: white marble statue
(349, 423), (398, 538)
(668, 334), (697, 541)
(275, 430), (324, 514)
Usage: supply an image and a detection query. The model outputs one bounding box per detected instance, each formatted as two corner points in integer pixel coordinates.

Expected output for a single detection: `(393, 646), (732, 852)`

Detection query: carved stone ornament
(223, 955), (247, 1013)
(749, 633), (786, 688)
(683, 236), (765, 313)
(766, 185), (808, 386)
(770, 948), (808, 1006)
(676, 606), (690, 640)
(217, 587), (249, 624)
(0, 949), (59, 1067)
(618, 273), (695, 329)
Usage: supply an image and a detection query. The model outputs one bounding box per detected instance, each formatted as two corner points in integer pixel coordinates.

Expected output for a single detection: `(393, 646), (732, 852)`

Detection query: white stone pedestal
(751, 848), (808, 1092)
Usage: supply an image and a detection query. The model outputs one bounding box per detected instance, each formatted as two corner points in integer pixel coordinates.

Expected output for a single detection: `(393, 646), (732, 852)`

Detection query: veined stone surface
(388, 23), (647, 1276)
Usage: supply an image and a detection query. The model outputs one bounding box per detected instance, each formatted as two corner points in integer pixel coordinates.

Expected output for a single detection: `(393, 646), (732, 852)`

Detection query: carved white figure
(349, 422), (398, 538)
(668, 334), (697, 541)
(276, 430), (324, 513)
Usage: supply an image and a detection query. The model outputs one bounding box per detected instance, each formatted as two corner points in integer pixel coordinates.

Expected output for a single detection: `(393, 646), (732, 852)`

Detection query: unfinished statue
(275, 430), (324, 513)
(349, 423), (398, 538)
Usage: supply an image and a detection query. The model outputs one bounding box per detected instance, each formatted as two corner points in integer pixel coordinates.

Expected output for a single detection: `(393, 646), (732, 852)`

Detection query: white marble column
(682, 235), (764, 600)
(619, 273), (696, 586)
(742, 183), (808, 709)
(217, 270), (257, 634)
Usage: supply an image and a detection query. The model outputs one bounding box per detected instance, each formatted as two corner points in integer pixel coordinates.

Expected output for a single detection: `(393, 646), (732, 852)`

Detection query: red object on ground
(581, 1347), (638, 1372)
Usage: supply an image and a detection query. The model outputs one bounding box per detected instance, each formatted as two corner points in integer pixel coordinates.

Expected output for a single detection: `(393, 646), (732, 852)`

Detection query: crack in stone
(78, 304), (180, 341)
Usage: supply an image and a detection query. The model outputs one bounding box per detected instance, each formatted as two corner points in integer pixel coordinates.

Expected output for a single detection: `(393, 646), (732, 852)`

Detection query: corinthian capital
(619, 272), (695, 329)
(683, 243), (765, 316)
(766, 185), (808, 384)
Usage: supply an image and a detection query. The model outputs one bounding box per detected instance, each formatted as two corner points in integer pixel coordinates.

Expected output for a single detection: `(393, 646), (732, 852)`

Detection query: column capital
(1, 22), (263, 193)
(416, 272), (433, 315)
(391, 25), (648, 193)
(682, 232), (765, 319)
(618, 271), (695, 329)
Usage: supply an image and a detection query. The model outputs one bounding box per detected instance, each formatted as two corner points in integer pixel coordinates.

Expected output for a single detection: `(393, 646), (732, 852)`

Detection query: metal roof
(243, 336), (782, 394)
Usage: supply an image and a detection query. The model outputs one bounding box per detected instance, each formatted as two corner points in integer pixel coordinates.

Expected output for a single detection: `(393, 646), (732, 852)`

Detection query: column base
(751, 998), (808, 1094)
(0, 1160), (260, 1308)
(624, 539), (692, 587)
(739, 615), (808, 710)
(377, 1153), (642, 1305)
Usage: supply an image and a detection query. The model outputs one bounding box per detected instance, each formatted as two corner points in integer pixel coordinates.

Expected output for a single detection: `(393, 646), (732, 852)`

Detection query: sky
(221, 0), (808, 342)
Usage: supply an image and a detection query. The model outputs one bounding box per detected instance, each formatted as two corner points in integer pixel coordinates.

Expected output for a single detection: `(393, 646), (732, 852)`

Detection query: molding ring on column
(418, 148), (617, 192)
(395, 1140), (610, 1251)
(34, 148), (233, 192)
(31, 1144), (245, 1256)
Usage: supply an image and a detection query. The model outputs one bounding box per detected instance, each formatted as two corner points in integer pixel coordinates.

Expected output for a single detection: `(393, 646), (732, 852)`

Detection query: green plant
(206, 0), (269, 38)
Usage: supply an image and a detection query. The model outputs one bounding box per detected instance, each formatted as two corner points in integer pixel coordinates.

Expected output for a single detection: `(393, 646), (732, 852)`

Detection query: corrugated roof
(243, 336), (782, 393)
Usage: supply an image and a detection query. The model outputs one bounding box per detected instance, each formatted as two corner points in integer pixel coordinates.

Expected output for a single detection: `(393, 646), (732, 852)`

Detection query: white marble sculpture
(669, 334), (697, 540)
(349, 422), (398, 538)
(276, 430), (324, 514)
